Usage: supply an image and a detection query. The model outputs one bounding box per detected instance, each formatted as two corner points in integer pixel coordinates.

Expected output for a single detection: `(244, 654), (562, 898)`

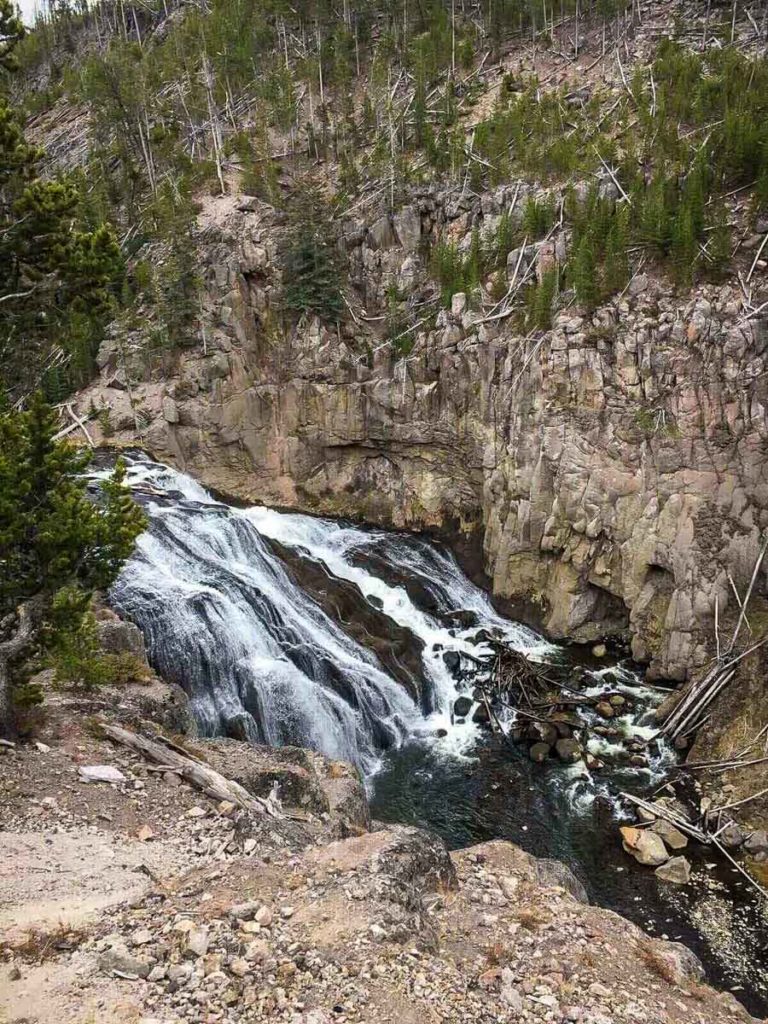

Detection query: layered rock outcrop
(76, 187), (768, 683)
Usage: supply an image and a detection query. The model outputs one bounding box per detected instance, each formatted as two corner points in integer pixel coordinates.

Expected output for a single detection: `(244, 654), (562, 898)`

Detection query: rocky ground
(1, 661), (764, 1024)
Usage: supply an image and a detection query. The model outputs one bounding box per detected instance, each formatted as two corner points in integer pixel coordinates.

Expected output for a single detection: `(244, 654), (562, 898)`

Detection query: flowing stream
(99, 454), (768, 1014)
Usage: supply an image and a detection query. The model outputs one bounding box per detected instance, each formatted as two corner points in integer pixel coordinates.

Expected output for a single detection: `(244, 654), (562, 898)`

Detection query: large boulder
(307, 825), (457, 901)
(96, 617), (149, 664)
(655, 856), (691, 885)
(620, 826), (669, 866)
(534, 858), (589, 903)
(198, 739), (331, 816)
(650, 819), (688, 850)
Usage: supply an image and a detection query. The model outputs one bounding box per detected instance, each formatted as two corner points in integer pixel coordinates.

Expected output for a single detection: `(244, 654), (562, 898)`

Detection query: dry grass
(636, 940), (678, 985)
(1, 923), (87, 962)
(515, 907), (550, 931)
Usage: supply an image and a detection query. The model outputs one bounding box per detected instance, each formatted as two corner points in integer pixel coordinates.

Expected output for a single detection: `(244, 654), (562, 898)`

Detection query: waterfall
(105, 456), (548, 773)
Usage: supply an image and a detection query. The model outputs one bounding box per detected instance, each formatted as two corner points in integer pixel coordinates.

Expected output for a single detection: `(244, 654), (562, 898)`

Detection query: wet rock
(592, 644), (607, 658)
(650, 820), (688, 850)
(472, 703), (490, 725)
(529, 742), (551, 763)
(655, 856), (691, 885)
(442, 650), (461, 673)
(620, 826), (669, 866)
(595, 701), (615, 719)
(608, 694), (626, 708)
(555, 738), (582, 763)
(529, 721), (558, 746)
(453, 696), (473, 718)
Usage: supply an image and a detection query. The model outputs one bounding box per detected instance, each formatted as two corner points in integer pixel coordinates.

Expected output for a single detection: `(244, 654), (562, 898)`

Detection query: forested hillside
(2, 0), (767, 402)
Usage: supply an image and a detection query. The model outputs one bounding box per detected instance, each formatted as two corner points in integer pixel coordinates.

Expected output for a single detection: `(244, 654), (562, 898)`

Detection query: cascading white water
(246, 506), (552, 751)
(106, 456), (549, 772)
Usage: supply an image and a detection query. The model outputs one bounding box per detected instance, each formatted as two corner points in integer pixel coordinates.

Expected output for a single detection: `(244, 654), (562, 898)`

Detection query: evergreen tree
(0, 0), (23, 71)
(0, 394), (145, 735)
(0, 97), (122, 399)
(570, 236), (598, 311)
(281, 188), (344, 322)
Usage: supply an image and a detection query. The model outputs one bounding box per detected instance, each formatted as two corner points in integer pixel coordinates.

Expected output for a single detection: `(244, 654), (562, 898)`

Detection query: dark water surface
(371, 731), (768, 1016)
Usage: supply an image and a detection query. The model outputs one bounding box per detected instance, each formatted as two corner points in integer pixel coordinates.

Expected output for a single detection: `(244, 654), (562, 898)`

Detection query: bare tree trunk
(0, 600), (42, 739)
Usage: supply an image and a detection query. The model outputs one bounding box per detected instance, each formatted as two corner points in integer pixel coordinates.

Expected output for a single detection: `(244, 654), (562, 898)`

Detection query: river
(97, 453), (768, 1015)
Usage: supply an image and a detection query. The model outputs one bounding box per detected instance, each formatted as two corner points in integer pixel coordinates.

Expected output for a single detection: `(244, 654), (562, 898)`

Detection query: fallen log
(619, 791), (709, 844)
(99, 723), (277, 817)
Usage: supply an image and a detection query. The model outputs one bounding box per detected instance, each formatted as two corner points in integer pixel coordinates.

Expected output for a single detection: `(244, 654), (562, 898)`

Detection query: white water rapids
(105, 456), (549, 774)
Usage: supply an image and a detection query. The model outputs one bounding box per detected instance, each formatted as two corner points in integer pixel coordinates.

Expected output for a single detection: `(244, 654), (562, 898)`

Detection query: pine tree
(0, 394), (145, 735)
(281, 188), (344, 322)
(0, 0), (24, 71)
(0, 97), (122, 399)
(603, 211), (629, 297)
(570, 236), (598, 311)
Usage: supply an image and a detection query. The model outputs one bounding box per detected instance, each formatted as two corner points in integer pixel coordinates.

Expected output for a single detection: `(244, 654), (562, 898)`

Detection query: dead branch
(100, 723), (278, 817)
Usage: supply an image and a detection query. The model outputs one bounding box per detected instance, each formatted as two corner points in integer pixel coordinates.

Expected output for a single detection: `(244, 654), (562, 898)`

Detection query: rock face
(76, 188), (768, 684)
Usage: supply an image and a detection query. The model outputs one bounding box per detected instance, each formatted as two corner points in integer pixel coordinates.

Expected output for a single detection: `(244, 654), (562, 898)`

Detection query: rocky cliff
(77, 184), (768, 686)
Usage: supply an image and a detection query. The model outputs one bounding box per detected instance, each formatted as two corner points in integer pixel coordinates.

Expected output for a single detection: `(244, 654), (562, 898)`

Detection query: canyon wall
(77, 187), (768, 682)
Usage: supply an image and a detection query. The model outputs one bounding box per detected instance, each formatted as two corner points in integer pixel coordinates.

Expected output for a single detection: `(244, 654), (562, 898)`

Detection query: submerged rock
(529, 742), (551, 763)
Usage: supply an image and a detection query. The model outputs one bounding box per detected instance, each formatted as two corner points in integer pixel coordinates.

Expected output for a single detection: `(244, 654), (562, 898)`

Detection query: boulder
(96, 619), (149, 664)
(555, 738), (582, 763)
(744, 829), (768, 856)
(592, 643), (607, 658)
(307, 825), (457, 901)
(442, 650), (461, 673)
(472, 703), (490, 725)
(650, 819), (688, 850)
(99, 942), (151, 978)
(595, 701), (615, 719)
(198, 738), (330, 816)
(718, 822), (745, 849)
(620, 826), (669, 866)
(453, 696), (473, 718)
(529, 742), (551, 763)
(529, 721), (558, 746)
(655, 856), (691, 885)
(534, 859), (589, 903)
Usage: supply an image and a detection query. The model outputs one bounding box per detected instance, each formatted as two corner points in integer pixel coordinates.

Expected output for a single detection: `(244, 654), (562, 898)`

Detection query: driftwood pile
(660, 535), (768, 744)
(469, 641), (631, 766)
